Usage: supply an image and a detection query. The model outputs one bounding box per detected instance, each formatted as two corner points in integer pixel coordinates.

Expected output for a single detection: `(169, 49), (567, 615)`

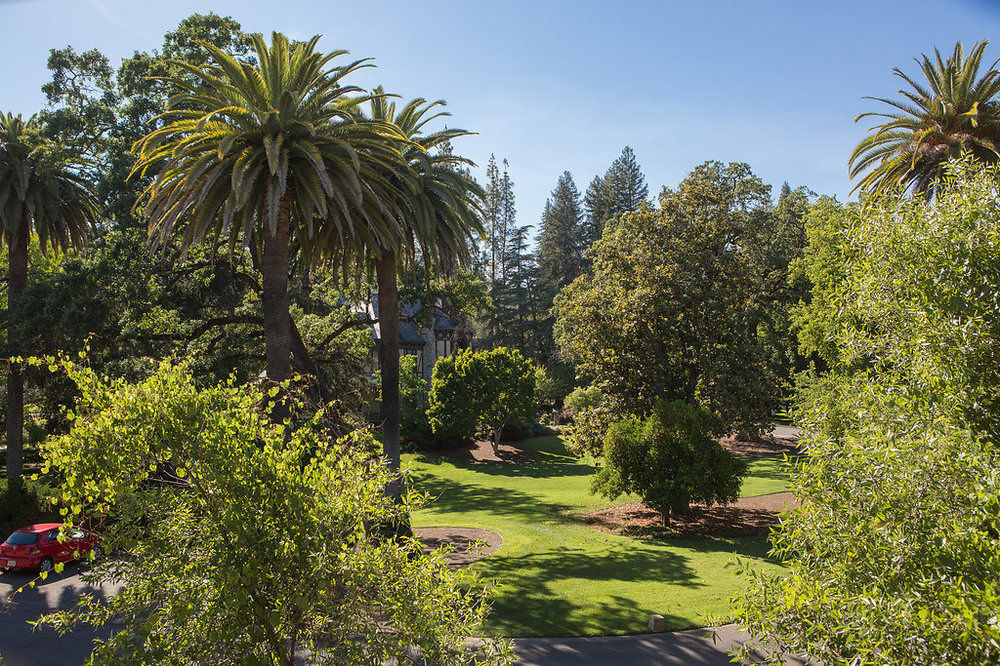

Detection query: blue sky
(2, 0), (998, 232)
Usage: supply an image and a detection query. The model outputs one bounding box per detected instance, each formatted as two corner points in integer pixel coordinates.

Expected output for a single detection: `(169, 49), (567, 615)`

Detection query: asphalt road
(0, 563), (121, 666)
(514, 625), (813, 665)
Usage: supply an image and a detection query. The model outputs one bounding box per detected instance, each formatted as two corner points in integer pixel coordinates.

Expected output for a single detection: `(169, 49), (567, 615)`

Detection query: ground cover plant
(407, 434), (791, 637)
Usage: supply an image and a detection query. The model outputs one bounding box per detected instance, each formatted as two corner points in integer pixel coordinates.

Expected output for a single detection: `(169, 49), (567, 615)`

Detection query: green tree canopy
(427, 347), (536, 452)
(30, 357), (510, 665)
(131, 32), (404, 392)
(593, 400), (747, 522)
(555, 161), (779, 437)
(733, 159), (1000, 664)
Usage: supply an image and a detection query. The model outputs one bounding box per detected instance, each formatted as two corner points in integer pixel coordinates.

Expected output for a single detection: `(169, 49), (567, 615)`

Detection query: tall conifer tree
(482, 155), (502, 283)
(583, 146), (649, 247)
(606, 146), (648, 214)
(537, 171), (585, 298)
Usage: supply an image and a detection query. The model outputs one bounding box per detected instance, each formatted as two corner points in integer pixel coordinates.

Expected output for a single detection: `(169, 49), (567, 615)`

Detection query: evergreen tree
(582, 146), (649, 249)
(476, 155), (516, 285)
(537, 171), (585, 299)
(500, 159), (515, 281)
(583, 175), (612, 247)
(606, 146), (648, 214)
(482, 155), (502, 283)
(489, 224), (542, 355)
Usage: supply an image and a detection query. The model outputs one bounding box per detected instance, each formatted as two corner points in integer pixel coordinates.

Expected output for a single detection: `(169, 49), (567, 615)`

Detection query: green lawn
(406, 436), (791, 637)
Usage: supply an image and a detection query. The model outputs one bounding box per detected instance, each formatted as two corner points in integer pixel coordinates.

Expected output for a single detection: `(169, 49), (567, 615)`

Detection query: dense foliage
(732, 161), (1000, 664)
(563, 385), (603, 416)
(593, 400), (747, 523)
(29, 358), (510, 665)
(427, 347), (536, 451)
(555, 161), (791, 438)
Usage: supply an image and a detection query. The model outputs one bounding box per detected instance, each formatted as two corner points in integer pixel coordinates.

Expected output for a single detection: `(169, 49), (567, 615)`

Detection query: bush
(0, 479), (60, 538)
(399, 354), (431, 440)
(533, 365), (559, 410)
(731, 161), (1000, 664)
(564, 386), (603, 415)
(428, 347), (536, 452)
(592, 400), (747, 524)
(29, 357), (511, 665)
(566, 402), (617, 457)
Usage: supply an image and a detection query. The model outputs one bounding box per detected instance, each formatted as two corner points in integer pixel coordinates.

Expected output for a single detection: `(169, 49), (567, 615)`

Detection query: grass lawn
(406, 435), (791, 637)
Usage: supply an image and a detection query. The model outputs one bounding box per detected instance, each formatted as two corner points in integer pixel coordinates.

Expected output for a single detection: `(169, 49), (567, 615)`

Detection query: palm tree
(132, 33), (405, 406)
(850, 40), (1000, 198)
(360, 90), (483, 502)
(0, 113), (98, 483)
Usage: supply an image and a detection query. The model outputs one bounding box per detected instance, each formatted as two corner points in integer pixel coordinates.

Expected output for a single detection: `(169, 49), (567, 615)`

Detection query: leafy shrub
(425, 353), (479, 445)
(428, 347), (536, 451)
(564, 386), (603, 415)
(501, 421), (555, 441)
(399, 354), (431, 440)
(592, 400), (747, 524)
(539, 407), (572, 427)
(0, 480), (60, 538)
(533, 364), (560, 410)
(30, 357), (511, 665)
(732, 161), (1000, 664)
(566, 402), (617, 457)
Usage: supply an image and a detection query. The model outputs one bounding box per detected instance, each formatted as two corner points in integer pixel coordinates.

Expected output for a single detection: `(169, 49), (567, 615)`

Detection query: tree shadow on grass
(413, 435), (593, 481)
(477, 536), (778, 637)
(744, 456), (800, 482)
(477, 545), (701, 636)
(412, 472), (580, 522)
(413, 452), (594, 481)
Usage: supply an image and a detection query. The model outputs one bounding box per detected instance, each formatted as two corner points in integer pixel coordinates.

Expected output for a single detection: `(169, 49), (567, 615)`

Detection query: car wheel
(38, 557), (54, 574)
(91, 546), (105, 560)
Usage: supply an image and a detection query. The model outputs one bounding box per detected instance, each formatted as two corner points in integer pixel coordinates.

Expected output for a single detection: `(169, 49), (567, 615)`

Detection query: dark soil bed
(583, 492), (800, 538)
(413, 526), (504, 568)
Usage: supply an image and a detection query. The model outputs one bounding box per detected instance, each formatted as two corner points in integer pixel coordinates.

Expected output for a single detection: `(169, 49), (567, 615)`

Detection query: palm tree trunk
(260, 200), (293, 421)
(375, 251), (402, 504)
(6, 224), (28, 485)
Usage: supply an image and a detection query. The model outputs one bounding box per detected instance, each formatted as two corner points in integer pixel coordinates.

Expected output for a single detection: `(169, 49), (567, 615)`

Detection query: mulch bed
(583, 492), (800, 538)
(413, 526), (503, 568)
(437, 440), (535, 465)
(721, 434), (802, 458)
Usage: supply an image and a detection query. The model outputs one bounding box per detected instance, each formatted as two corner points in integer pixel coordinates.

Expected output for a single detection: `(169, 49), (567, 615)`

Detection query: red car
(0, 523), (103, 573)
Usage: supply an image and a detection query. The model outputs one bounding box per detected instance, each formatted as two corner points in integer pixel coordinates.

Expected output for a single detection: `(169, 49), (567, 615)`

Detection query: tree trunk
(670, 493), (692, 523)
(6, 223), (28, 485)
(375, 252), (402, 503)
(260, 201), (292, 421)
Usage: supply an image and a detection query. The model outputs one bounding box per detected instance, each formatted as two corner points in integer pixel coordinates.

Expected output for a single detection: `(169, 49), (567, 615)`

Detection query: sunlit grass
(406, 436), (791, 637)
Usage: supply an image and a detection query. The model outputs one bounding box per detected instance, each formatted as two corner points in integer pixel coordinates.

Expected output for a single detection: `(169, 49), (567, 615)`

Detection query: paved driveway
(515, 624), (812, 665)
(0, 564), (121, 665)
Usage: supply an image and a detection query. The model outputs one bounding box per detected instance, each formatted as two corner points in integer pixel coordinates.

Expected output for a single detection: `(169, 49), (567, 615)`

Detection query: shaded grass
(406, 436), (792, 637)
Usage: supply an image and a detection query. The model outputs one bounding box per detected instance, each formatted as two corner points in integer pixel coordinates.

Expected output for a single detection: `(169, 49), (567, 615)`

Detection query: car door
(67, 527), (87, 560)
(44, 529), (68, 563)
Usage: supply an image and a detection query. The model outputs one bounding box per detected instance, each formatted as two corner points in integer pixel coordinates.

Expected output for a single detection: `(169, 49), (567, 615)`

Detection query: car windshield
(5, 532), (38, 546)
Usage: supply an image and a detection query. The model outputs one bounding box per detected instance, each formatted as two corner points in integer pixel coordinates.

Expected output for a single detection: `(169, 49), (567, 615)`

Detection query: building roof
(365, 294), (463, 346)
